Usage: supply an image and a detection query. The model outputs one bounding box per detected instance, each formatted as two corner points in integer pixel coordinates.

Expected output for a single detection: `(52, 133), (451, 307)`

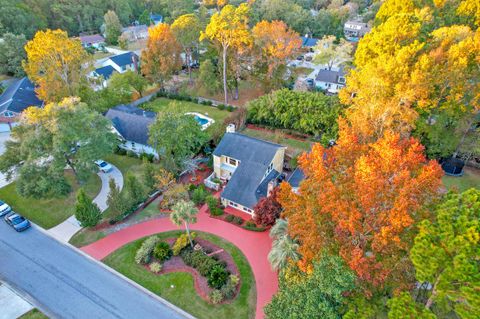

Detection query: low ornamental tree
(75, 188), (101, 227)
(253, 187), (282, 226)
(106, 178), (128, 217)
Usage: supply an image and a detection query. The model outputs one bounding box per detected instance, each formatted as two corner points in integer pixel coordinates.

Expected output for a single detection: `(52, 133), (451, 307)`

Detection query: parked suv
(4, 212), (31, 232)
(95, 160), (113, 173)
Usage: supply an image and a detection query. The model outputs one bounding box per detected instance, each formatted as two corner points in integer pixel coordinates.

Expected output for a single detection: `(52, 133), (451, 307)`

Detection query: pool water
(194, 115), (209, 126)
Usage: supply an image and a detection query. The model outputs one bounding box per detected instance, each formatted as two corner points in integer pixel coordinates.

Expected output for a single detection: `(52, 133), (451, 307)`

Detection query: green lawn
(241, 128), (312, 156)
(143, 97), (231, 135)
(103, 231), (256, 319)
(442, 167), (480, 192)
(0, 172), (101, 229)
(18, 309), (48, 319)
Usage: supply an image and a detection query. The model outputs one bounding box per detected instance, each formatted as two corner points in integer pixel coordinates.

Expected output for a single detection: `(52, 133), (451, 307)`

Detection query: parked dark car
(0, 200), (12, 217)
(4, 212), (31, 232)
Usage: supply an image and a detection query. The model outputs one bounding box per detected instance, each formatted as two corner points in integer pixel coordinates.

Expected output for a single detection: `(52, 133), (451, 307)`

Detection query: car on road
(0, 200), (12, 217)
(4, 212), (31, 232)
(95, 160), (112, 173)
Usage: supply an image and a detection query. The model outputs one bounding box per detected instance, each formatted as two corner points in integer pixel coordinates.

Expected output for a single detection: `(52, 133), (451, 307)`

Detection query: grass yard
(241, 127), (312, 156)
(103, 231), (256, 319)
(18, 309), (48, 319)
(442, 167), (480, 192)
(0, 172), (101, 229)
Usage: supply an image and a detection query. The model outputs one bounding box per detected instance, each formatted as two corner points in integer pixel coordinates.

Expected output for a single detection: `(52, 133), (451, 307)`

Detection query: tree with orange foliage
(23, 29), (89, 103)
(252, 20), (301, 79)
(278, 119), (443, 291)
(141, 23), (182, 86)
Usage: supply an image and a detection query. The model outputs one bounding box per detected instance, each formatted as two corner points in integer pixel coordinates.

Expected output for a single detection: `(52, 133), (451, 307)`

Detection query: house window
(230, 201), (238, 207)
(3, 111), (15, 118)
(121, 65), (127, 71)
(228, 157), (237, 166)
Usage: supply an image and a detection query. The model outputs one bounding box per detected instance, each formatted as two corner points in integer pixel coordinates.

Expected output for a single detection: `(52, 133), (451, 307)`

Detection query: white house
(121, 25), (148, 42)
(344, 20), (370, 42)
(105, 105), (158, 158)
(89, 52), (139, 90)
(315, 68), (346, 94)
(78, 34), (105, 49)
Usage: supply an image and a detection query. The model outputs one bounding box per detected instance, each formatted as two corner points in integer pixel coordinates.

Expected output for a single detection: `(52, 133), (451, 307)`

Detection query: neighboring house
(0, 77), (43, 132)
(344, 20), (370, 42)
(287, 167), (305, 194)
(102, 51), (140, 73)
(300, 36), (319, 48)
(105, 105), (158, 158)
(121, 25), (149, 42)
(150, 13), (163, 25)
(79, 34), (105, 49)
(315, 68), (346, 94)
(212, 126), (286, 216)
(89, 65), (116, 90)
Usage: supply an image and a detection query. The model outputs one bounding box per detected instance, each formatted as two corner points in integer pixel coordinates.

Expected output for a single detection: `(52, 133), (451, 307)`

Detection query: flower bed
(134, 234), (240, 304)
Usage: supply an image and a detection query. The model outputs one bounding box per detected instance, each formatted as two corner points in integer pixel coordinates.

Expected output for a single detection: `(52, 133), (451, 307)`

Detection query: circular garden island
(103, 230), (256, 319)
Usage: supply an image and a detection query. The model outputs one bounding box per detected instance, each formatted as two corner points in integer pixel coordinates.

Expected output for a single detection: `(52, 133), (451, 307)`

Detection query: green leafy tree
(149, 110), (208, 173)
(171, 14), (201, 82)
(410, 189), (480, 319)
(387, 293), (436, 319)
(75, 188), (101, 227)
(139, 10), (151, 26)
(107, 177), (128, 216)
(142, 160), (157, 193)
(170, 200), (198, 248)
(197, 59), (221, 94)
(264, 254), (356, 319)
(0, 33), (26, 77)
(109, 70), (148, 101)
(124, 173), (145, 206)
(313, 35), (353, 70)
(104, 10), (122, 45)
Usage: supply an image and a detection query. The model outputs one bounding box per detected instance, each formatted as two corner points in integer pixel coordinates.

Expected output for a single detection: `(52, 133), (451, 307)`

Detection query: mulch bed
(148, 237), (240, 303)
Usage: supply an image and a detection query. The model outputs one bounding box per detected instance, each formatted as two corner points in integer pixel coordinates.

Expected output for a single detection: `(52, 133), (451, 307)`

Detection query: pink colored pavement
(81, 204), (278, 319)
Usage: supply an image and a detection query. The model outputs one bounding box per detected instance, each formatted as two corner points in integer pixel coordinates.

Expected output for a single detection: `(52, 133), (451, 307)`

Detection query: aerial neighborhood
(0, 1), (478, 319)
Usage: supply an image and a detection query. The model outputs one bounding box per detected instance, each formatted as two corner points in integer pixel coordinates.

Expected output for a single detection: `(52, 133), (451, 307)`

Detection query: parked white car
(94, 160), (112, 173)
(0, 200), (11, 217)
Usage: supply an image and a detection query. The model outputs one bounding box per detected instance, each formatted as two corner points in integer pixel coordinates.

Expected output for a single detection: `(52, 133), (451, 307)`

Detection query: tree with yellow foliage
(141, 23), (182, 86)
(252, 20), (302, 81)
(200, 3), (251, 104)
(171, 14), (202, 83)
(23, 29), (90, 103)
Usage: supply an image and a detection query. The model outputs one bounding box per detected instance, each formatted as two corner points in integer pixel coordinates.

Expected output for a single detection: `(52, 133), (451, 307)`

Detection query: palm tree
(268, 219), (300, 271)
(170, 200), (198, 248)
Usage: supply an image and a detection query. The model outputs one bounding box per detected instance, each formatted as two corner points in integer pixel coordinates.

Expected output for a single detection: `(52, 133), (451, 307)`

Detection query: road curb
(33, 224), (197, 319)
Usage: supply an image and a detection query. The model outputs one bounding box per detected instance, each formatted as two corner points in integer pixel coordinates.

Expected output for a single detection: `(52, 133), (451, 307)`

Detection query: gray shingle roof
(79, 34), (105, 45)
(94, 66), (115, 80)
(105, 108), (154, 145)
(0, 77), (43, 114)
(287, 167), (305, 188)
(215, 133), (284, 209)
(109, 52), (139, 68)
(315, 68), (345, 84)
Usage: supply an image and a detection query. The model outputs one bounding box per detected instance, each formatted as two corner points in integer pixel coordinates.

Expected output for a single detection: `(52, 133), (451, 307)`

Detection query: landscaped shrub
(209, 289), (224, 304)
(233, 216), (244, 225)
(188, 183), (197, 192)
(217, 104), (226, 110)
(191, 186), (208, 205)
(150, 262), (163, 274)
(126, 150), (138, 158)
(181, 249), (226, 277)
(153, 242), (172, 262)
(208, 264), (229, 289)
(172, 232), (197, 255)
(114, 146), (127, 155)
(135, 236), (160, 264)
(220, 275), (240, 299)
(245, 221), (255, 228)
(210, 207), (224, 216)
(225, 214), (234, 222)
(206, 195), (219, 211)
(226, 105), (234, 112)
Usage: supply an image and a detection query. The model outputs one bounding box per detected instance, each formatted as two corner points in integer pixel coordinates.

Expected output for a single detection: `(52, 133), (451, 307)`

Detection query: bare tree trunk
(425, 277), (440, 309)
(222, 46), (228, 105)
(185, 221), (194, 248)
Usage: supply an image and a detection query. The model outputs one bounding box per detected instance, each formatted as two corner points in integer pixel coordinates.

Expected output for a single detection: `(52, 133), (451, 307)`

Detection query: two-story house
(212, 125), (286, 216)
(344, 20), (371, 42)
(315, 67), (346, 94)
(90, 52), (140, 89)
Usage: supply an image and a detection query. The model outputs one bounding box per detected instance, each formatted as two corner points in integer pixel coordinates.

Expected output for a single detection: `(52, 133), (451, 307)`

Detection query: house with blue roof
(90, 52), (140, 89)
(0, 77), (43, 131)
(211, 125), (286, 216)
(301, 36), (319, 48)
(150, 13), (163, 25)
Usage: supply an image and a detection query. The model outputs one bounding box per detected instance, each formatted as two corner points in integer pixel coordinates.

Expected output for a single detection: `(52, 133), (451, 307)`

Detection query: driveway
(0, 282), (33, 319)
(81, 199), (278, 319)
(0, 223), (191, 319)
(48, 165), (123, 242)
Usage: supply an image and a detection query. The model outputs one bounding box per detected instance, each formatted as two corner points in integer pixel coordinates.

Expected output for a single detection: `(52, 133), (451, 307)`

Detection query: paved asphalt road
(0, 222), (190, 319)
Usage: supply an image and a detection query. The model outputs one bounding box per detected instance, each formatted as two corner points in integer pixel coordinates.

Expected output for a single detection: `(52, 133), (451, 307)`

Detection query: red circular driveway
(81, 204), (278, 319)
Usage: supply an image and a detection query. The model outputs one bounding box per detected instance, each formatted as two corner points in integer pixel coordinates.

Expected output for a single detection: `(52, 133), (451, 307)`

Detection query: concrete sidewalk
(0, 282), (33, 319)
(49, 165), (123, 242)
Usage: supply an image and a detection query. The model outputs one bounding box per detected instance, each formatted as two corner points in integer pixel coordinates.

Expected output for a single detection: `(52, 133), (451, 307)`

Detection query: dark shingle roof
(105, 108), (155, 145)
(315, 68), (345, 84)
(109, 52), (139, 67)
(0, 77), (43, 114)
(301, 36), (319, 47)
(150, 14), (163, 23)
(79, 34), (105, 45)
(94, 66), (115, 80)
(112, 104), (156, 118)
(287, 168), (305, 188)
(215, 133), (285, 209)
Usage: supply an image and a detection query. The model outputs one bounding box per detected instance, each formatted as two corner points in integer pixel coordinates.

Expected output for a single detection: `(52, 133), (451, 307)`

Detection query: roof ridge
(230, 132), (285, 148)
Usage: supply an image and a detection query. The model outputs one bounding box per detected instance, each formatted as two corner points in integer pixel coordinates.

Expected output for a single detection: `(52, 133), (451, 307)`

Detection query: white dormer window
(228, 157), (237, 166)
(338, 77), (346, 84)
(3, 111), (15, 118)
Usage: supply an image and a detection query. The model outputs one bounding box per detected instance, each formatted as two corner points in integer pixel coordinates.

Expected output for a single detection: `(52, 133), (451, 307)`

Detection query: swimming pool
(185, 112), (215, 130)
